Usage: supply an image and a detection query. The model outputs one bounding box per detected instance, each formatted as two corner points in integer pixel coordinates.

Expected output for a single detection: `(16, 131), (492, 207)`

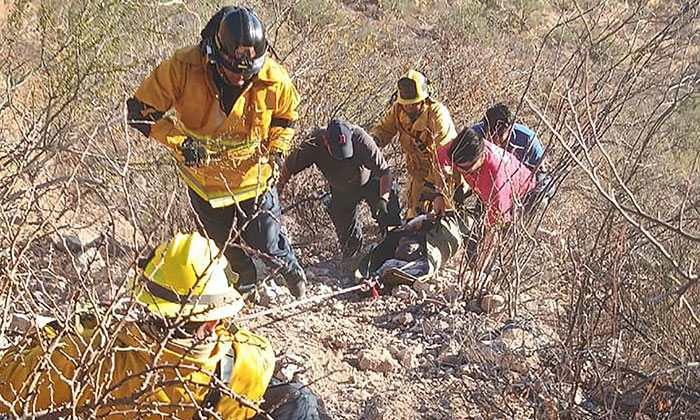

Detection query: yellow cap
(133, 232), (243, 321)
(397, 69), (429, 105)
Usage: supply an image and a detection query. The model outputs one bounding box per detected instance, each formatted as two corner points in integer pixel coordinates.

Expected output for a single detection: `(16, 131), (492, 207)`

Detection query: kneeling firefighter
(0, 233), (330, 420)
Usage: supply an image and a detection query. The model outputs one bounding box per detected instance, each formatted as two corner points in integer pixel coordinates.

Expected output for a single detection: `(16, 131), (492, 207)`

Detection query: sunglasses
(454, 158), (480, 174)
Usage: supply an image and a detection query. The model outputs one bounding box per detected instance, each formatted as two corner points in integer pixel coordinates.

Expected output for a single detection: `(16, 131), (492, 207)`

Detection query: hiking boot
(284, 265), (307, 299)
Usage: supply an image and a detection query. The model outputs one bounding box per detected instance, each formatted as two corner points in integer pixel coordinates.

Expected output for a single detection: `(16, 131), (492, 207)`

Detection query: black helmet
(212, 7), (267, 75)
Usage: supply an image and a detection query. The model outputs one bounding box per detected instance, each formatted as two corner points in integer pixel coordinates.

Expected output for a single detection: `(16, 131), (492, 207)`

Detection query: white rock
(277, 364), (301, 382)
(285, 353), (305, 365)
(316, 284), (333, 295)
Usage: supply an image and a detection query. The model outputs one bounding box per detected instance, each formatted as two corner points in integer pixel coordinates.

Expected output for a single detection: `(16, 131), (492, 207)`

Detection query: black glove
(453, 184), (472, 204)
(179, 137), (208, 167)
(375, 197), (390, 224)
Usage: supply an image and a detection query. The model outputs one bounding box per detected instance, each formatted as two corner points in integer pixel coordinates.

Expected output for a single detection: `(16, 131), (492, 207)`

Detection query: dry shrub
(0, 0), (697, 418)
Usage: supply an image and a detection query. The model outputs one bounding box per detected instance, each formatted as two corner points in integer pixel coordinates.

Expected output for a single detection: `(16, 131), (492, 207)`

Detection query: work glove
(453, 183), (472, 204)
(375, 197), (390, 224)
(179, 137), (209, 167)
(453, 184), (466, 204)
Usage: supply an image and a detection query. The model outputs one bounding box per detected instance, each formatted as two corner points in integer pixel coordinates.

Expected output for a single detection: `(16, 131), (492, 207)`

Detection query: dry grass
(0, 0), (697, 418)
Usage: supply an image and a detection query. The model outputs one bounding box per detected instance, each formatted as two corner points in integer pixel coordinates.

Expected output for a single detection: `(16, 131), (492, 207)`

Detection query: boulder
(357, 348), (399, 373)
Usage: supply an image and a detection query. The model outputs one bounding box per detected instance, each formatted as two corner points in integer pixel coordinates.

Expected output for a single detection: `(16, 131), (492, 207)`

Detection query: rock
(63, 234), (83, 255)
(480, 294), (505, 313)
(316, 284), (333, 295)
(395, 344), (423, 369)
(278, 353), (306, 382)
(391, 285), (417, 301)
(331, 301), (344, 312)
(277, 364), (300, 382)
(462, 325), (540, 373)
(501, 326), (536, 350)
(518, 292), (539, 313)
(78, 248), (107, 277)
(445, 284), (462, 302)
(412, 280), (435, 297)
(437, 339), (462, 365)
(466, 299), (482, 313)
(285, 352), (305, 365)
(392, 312), (414, 326)
(9, 313), (32, 331)
(325, 334), (349, 350)
(357, 348), (399, 373)
(250, 279), (285, 306)
(362, 396), (389, 420)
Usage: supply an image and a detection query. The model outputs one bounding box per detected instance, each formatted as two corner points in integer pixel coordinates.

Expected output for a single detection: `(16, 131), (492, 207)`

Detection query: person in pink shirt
(436, 126), (535, 277)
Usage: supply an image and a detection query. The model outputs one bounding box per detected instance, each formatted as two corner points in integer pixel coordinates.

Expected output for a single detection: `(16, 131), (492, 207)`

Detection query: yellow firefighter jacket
(371, 98), (457, 216)
(0, 322), (274, 419)
(133, 45), (299, 208)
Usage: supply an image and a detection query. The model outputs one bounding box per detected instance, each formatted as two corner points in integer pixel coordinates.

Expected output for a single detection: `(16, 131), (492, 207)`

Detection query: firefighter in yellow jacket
(371, 70), (457, 218)
(0, 233), (330, 419)
(127, 6), (306, 298)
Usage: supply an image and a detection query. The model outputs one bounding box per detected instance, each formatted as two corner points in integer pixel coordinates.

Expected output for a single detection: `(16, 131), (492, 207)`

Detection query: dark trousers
(328, 179), (401, 256)
(250, 381), (331, 420)
(523, 170), (556, 213)
(188, 187), (299, 291)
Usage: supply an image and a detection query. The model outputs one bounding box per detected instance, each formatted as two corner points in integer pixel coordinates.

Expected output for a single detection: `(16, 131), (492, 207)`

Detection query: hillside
(0, 0), (698, 419)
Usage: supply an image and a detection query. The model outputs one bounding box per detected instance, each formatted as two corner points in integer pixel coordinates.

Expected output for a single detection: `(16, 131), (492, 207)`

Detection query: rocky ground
(236, 244), (571, 420)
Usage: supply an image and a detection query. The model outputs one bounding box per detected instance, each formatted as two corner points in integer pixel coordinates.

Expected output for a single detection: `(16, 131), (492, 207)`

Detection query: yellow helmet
(132, 232), (244, 321)
(397, 69), (429, 105)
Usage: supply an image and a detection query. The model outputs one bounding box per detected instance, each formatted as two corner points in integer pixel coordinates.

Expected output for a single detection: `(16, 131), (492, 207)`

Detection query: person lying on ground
(126, 6), (306, 298)
(279, 118), (402, 259)
(0, 233), (330, 420)
(436, 127), (535, 279)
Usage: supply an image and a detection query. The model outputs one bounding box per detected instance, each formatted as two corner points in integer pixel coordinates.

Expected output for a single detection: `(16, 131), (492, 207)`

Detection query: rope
(234, 277), (376, 323)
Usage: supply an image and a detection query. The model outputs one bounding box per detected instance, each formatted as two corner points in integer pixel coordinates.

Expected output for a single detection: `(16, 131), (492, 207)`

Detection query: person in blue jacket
(470, 103), (555, 212)
(471, 103), (544, 169)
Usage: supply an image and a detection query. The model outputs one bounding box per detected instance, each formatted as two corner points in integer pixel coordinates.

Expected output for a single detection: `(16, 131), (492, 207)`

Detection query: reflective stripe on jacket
(133, 46), (299, 207)
(371, 98), (456, 183)
(0, 323), (274, 420)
